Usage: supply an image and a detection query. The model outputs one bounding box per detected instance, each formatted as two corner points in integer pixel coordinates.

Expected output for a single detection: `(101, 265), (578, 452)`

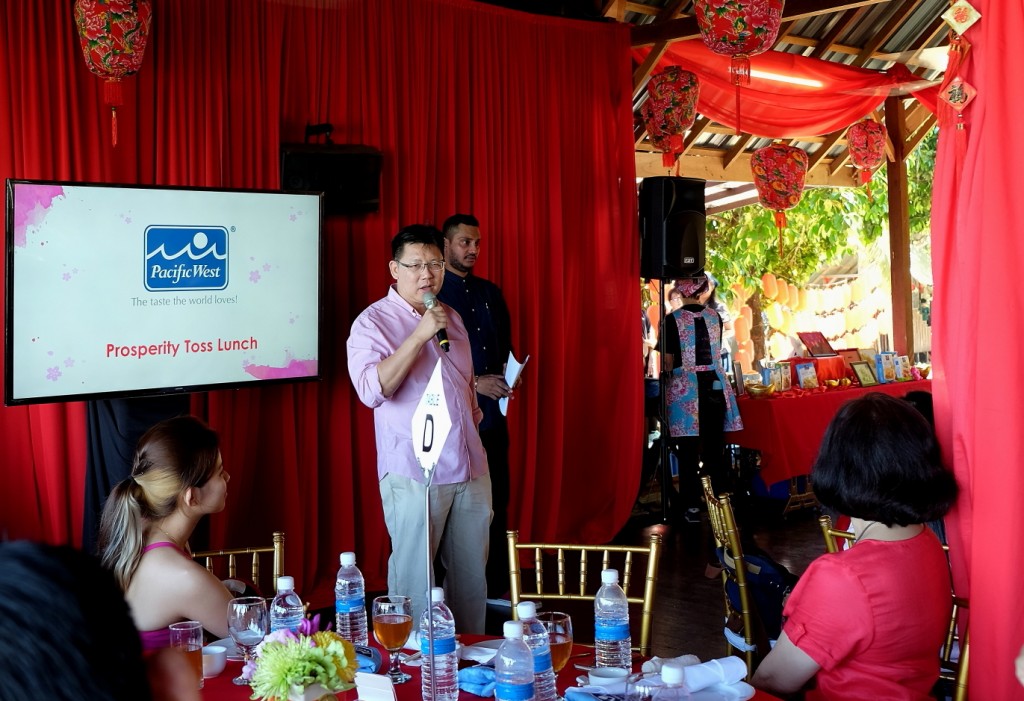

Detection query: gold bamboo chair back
(506, 529), (661, 656)
(702, 476), (757, 677)
(818, 516), (969, 700)
(818, 515), (855, 553)
(192, 531), (285, 597)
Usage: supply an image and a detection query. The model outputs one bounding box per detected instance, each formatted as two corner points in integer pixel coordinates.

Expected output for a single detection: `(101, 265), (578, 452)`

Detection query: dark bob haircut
(812, 392), (958, 525)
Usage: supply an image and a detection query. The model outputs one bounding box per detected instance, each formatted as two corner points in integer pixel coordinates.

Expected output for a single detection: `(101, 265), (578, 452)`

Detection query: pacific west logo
(144, 226), (228, 292)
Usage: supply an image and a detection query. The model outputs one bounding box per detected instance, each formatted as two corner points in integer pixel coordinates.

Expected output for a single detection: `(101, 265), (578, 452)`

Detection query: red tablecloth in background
(201, 637), (781, 700)
(725, 380), (932, 486)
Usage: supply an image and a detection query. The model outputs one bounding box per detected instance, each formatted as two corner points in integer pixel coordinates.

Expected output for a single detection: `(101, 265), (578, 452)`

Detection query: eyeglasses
(396, 260), (445, 273)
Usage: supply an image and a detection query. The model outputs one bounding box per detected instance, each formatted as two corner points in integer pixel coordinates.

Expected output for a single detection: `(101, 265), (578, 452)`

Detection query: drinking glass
(227, 596), (269, 686)
(538, 611), (573, 672)
(168, 620), (204, 689)
(372, 595), (413, 684)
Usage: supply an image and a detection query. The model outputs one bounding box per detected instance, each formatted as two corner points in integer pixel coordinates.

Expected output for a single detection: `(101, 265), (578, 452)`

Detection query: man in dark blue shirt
(438, 214), (515, 598)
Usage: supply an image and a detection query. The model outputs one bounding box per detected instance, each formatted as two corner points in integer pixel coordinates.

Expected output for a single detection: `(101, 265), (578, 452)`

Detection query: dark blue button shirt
(438, 270), (513, 431)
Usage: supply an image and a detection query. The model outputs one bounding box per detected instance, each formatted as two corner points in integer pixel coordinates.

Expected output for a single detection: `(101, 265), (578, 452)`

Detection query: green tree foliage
(707, 127), (937, 302)
(704, 127), (937, 361)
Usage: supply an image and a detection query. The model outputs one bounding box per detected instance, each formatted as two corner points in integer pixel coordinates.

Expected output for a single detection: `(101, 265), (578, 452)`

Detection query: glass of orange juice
(373, 595), (413, 684)
(538, 611), (573, 672)
(169, 620), (204, 689)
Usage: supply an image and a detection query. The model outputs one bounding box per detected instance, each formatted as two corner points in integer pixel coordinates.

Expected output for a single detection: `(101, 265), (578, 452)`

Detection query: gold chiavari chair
(506, 529), (662, 657)
(192, 531), (285, 597)
(702, 475), (764, 677)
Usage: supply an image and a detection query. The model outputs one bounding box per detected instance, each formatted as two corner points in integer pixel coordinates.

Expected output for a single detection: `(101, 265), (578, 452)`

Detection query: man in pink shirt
(347, 224), (490, 633)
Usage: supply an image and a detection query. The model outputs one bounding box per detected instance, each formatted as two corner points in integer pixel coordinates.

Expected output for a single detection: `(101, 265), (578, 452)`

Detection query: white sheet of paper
(355, 671), (398, 701)
(499, 352), (529, 416)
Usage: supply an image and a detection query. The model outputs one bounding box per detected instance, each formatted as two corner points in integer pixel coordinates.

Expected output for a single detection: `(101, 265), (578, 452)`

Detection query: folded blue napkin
(458, 665), (496, 696)
(356, 652), (378, 674)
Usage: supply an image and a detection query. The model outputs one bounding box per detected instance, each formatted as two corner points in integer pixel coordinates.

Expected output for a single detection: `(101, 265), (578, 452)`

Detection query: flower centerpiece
(244, 614), (358, 701)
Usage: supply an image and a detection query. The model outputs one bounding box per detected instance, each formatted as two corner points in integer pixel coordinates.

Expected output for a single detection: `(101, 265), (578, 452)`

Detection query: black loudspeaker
(280, 144), (382, 215)
(639, 176), (706, 280)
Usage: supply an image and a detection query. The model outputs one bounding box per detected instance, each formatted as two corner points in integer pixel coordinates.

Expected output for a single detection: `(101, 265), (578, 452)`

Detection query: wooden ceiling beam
(637, 150), (860, 186)
(631, 0), (889, 47)
(810, 7), (869, 58)
(631, 0), (687, 98)
(905, 112), (937, 153)
(829, 146), (852, 175)
(805, 129), (848, 172)
(853, 0), (924, 66)
(603, 0), (626, 22)
(723, 135), (756, 169)
(682, 116), (712, 156)
(623, 2), (660, 16)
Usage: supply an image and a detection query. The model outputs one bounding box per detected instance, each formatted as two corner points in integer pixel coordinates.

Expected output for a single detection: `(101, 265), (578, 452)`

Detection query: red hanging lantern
(695, 0), (784, 133)
(847, 119), (886, 198)
(74, 0), (153, 147)
(641, 67), (700, 170)
(751, 143), (807, 255)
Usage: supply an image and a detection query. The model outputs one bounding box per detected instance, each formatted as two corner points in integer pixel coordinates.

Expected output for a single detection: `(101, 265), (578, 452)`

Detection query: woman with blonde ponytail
(98, 415), (233, 650)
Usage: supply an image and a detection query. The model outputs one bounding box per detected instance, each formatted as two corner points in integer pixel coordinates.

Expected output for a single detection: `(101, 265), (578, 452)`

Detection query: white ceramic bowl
(589, 667), (630, 686)
(202, 645), (228, 678)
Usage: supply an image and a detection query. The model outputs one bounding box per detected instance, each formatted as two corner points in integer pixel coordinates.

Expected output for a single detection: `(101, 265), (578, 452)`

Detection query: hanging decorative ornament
(941, 0), (981, 35)
(751, 143), (808, 255)
(73, 0), (153, 147)
(847, 119), (886, 199)
(694, 0), (784, 134)
(641, 67), (700, 170)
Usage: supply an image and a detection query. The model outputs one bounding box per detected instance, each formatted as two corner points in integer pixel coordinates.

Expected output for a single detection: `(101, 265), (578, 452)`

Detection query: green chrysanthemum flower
(248, 634), (357, 700)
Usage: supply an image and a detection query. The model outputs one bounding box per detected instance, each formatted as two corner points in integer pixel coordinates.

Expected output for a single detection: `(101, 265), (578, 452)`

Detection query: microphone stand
(657, 285), (673, 524)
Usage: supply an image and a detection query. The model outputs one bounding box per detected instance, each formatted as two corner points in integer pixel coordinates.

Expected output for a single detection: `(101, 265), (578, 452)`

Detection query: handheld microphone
(421, 292), (450, 352)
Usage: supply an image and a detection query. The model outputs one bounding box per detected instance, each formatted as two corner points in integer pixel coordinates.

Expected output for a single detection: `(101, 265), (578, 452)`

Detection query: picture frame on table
(795, 361), (819, 389)
(837, 348), (863, 371)
(851, 361), (879, 387)
(796, 331), (838, 358)
(732, 362), (745, 396)
(776, 361), (792, 391)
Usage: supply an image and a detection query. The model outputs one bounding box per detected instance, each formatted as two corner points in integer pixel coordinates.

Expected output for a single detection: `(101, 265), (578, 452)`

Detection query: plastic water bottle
(335, 552), (368, 645)
(515, 602), (557, 701)
(495, 620), (536, 701)
(269, 575), (304, 634)
(594, 568), (632, 668)
(420, 587), (459, 701)
(649, 662), (687, 701)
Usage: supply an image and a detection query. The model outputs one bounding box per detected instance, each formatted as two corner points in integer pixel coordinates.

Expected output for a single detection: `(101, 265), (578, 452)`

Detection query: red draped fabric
(635, 41), (937, 137)
(930, 3), (1023, 698)
(0, 0), (641, 607)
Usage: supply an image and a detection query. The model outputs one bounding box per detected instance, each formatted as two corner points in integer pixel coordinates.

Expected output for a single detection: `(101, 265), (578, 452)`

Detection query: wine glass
(539, 611), (573, 672)
(372, 595), (413, 684)
(227, 596), (269, 686)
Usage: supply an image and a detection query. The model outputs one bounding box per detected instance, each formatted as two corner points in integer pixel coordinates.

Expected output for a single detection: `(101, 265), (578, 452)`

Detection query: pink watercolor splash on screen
(243, 356), (318, 380)
(13, 185), (65, 247)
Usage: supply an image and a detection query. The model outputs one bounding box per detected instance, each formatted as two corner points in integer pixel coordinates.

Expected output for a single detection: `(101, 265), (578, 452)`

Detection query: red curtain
(930, 2), (1023, 698)
(0, 0), (641, 606)
(635, 41), (937, 137)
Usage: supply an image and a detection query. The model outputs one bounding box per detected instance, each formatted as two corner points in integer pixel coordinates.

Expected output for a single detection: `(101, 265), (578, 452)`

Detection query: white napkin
(572, 678), (630, 695)
(640, 654), (701, 674)
(681, 656), (746, 693)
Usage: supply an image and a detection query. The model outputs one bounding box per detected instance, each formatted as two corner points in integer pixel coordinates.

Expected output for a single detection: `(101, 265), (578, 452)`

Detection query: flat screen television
(4, 180), (323, 406)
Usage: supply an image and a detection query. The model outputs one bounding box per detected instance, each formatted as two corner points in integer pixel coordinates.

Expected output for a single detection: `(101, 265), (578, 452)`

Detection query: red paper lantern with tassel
(641, 67), (700, 169)
(751, 143), (807, 255)
(695, 0), (784, 133)
(74, 0), (153, 147)
(847, 119), (886, 198)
